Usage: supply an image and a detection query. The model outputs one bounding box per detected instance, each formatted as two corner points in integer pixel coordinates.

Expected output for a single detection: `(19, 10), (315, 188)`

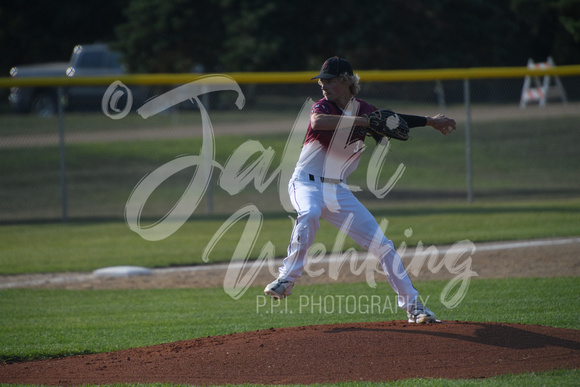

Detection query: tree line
(2, 0), (579, 75)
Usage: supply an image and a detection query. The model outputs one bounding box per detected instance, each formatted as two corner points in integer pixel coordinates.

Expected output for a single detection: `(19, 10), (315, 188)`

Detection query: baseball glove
(363, 109), (410, 142)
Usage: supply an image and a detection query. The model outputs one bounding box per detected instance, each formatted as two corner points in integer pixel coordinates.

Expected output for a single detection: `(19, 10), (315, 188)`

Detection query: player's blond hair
(317, 73), (361, 95)
(339, 73), (361, 95)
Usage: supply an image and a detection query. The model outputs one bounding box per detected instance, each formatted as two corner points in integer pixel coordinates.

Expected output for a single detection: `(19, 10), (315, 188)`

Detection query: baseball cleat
(264, 279), (294, 300)
(407, 299), (437, 324)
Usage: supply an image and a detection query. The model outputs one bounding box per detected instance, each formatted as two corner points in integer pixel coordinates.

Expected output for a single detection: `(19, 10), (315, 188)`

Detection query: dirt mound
(1, 321), (579, 386)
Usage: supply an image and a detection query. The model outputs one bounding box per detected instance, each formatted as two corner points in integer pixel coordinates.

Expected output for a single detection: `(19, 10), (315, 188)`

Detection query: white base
(92, 266), (153, 278)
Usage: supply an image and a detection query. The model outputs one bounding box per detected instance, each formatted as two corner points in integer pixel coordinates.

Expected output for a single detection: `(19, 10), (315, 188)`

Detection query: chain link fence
(1, 71), (579, 223)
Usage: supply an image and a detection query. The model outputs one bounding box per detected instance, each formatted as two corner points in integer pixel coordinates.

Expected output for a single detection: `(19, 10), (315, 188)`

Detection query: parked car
(9, 44), (136, 116)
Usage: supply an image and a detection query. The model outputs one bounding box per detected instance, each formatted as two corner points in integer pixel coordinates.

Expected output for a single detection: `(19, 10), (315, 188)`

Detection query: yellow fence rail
(2, 65), (580, 87)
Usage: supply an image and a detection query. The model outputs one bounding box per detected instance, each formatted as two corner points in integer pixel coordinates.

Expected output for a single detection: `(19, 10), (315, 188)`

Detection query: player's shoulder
(311, 97), (376, 115)
(311, 98), (335, 114)
(354, 98), (377, 114)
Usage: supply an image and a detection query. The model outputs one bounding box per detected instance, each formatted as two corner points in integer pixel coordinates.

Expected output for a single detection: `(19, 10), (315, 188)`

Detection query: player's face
(319, 77), (351, 103)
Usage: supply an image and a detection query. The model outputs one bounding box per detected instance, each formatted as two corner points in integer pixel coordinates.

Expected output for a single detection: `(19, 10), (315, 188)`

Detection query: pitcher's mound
(1, 321), (579, 385)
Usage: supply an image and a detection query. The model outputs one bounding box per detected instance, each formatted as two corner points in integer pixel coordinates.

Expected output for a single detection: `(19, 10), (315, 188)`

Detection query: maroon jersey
(293, 98), (377, 181)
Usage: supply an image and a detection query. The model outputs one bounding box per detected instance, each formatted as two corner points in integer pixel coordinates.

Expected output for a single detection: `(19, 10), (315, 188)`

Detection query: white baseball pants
(278, 174), (419, 310)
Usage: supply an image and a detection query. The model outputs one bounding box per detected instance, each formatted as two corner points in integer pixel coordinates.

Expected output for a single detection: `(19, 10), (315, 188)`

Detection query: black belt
(308, 174), (343, 184)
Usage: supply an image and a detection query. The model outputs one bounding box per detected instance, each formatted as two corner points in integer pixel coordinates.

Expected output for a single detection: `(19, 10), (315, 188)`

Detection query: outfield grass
(0, 113), (579, 221)
(0, 198), (578, 275)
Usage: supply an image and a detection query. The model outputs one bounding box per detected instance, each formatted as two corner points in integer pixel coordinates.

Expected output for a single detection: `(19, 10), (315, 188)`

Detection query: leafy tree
(113, 0), (226, 73)
(218, 0), (313, 71)
(287, 0), (520, 70)
(511, 0), (580, 64)
(0, 0), (129, 73)
(2, 0), (579, 76)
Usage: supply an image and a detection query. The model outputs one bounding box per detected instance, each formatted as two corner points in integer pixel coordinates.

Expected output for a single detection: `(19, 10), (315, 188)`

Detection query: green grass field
(0, 111), (579, 221)
(0, 198), (578, 274)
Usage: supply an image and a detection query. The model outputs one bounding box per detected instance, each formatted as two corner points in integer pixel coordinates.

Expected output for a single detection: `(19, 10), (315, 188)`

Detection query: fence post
(57, 87), (68, 222)
(464, 79), (473, 203)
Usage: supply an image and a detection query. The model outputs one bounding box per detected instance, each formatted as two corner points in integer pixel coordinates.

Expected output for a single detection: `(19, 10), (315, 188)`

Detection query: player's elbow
(310, 113), (326, 130)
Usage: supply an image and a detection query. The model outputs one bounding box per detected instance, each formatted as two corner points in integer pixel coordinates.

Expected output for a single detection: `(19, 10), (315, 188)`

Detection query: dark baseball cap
(311, 57), (353, 80)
